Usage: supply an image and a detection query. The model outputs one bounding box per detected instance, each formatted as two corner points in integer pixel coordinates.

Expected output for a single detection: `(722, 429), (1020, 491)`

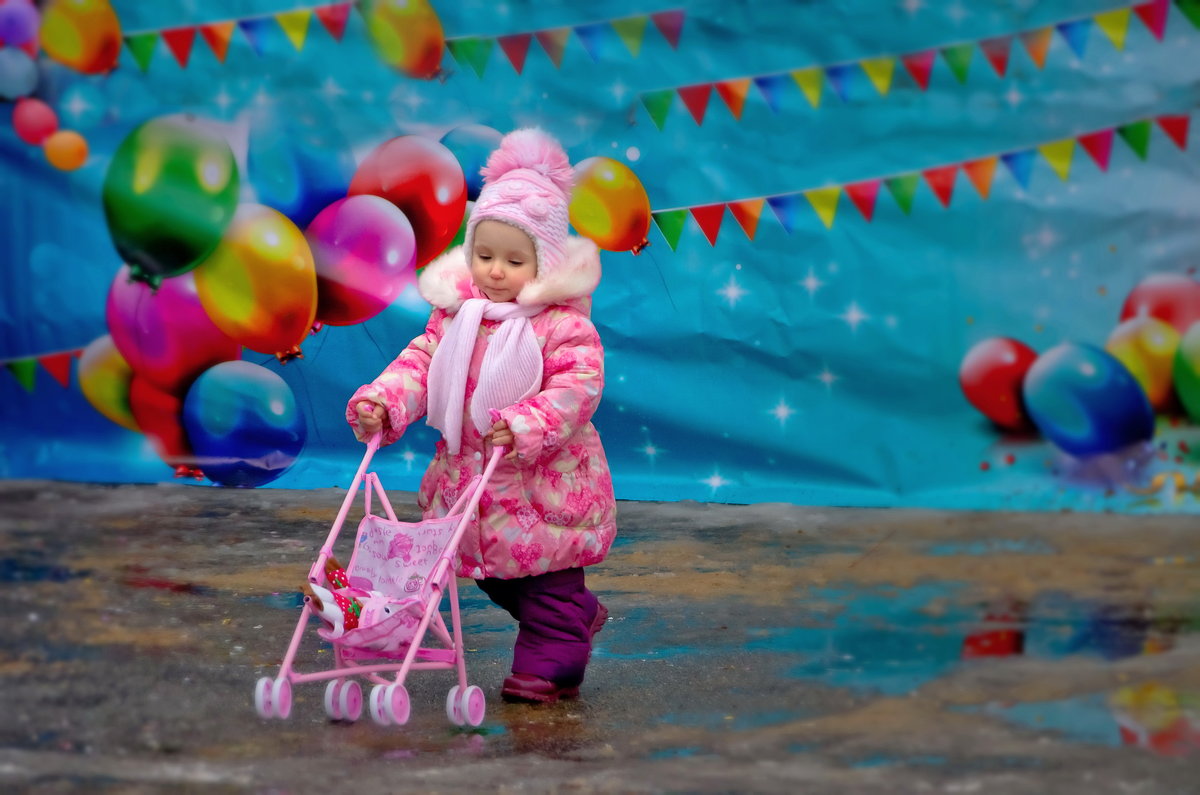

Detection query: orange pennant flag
(200, 21), (236, 63)
(963, 157), (998, 199)
(728, 199), (764, 240)
(1019, 28), (1053, 68)
(715, 79), (752, 120)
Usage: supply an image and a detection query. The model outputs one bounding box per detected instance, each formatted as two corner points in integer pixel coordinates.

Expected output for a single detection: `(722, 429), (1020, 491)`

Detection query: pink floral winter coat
(346, 237), (617, 581)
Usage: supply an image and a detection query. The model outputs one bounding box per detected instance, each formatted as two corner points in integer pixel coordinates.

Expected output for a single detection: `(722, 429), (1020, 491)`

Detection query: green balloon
(1173, 322), (1200, 422)
(102, 117), (240, 285)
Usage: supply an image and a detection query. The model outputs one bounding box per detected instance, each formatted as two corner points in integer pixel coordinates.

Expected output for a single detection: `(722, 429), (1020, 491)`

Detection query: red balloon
(12, 97), (58, 145)
(1119, 273), (1200, 335)
(959, 337), (1038, 431)
(129, 376), (195, 472)
(347, 136), (466, 268)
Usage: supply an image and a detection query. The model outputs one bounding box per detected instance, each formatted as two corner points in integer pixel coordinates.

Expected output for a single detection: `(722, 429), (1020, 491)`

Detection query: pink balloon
(106, 266), (242, 393)
(13, 97), (58, 145)
(305, 194), (418, 326)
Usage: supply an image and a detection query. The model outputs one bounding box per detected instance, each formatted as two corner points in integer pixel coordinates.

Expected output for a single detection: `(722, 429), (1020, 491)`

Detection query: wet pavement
(1, 480), (1199, 793)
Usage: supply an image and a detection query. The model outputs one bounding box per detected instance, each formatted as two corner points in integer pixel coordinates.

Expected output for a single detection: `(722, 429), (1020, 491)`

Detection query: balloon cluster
(960, 273), (1200, 460)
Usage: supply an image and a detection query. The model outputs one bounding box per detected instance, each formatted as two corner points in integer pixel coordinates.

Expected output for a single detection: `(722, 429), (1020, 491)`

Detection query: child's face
(470, 220), (538, 303)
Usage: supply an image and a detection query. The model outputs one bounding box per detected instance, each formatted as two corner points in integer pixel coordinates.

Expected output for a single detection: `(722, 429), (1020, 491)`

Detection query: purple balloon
(106, 266), (242, 394)
(306, 194), (418, 326)
(0, 2), (38, 47)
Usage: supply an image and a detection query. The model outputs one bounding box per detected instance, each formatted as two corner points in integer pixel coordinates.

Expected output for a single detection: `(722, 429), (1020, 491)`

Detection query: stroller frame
(254, 434), (503, 727)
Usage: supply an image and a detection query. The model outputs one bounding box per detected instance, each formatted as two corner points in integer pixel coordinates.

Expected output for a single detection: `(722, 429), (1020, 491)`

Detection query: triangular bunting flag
(535, 28), (570, 67)
(652, 210), (688, 250)
(574, 22), (608, 62)
(162, 27), (196, 67)
(641, 89), (674, 130)
(690, 204), (726, 245)
(791, 67), (824, 108)
(860, 56), (895, 95)
(447, 37), (494, 78)
(240, 17), (273, 55)
(677, 84), (712, 125)
(922, 165), (958, 207)
(941, 43), (974, 84)
(6, 359), (36, 392)
(885, 175), (919, 215)
(1019, 28), (1053, 68)
(1118, 120), (1152, 159)
(39, 352), (73, 388)
(754, 74), (789, 113)
(498, 33), (532, 73)
(276, 9), (312, 51)
(1178, 0), (1200, 29)
(715, 78), (752, 119)
(980, 36), (1012, 77)
(1157, 115), (1190, 150)
(315, 3), (352, 41)
(650, 9), (685, 49)
(125, 33), (158, 72)
(901, 50), (936, 90)
(1133, 0), (1169, 40)
(845, 181), (880, 221)
(1094, 8), (1132, 50)
(767, 194), (800, 233)
(200, 22), (235, 63)
(825, 63), (857, 101)
(804, 187), (841, 229)
(611, 15), (648, 57)
(1000, 150), (1036, 188)
(1056, 19), (1091, 59)
(963, 157), (998, 199)
(1038, 138), (1076, 180)
(728, 199), (764, 240)
(1078, 129), (1114, 170)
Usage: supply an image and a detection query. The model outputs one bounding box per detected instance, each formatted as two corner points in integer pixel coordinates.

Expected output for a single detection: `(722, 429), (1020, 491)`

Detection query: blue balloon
(1022, 342), (1154, 457)
(248, 115), (354, 229)
(0, 47), (37, 101)
(439, 124), (502, 201)
(183, 361), (307, 488)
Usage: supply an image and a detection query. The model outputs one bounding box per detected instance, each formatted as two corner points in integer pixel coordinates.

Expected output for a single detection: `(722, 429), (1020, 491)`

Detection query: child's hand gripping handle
(356, 401), (385, 449)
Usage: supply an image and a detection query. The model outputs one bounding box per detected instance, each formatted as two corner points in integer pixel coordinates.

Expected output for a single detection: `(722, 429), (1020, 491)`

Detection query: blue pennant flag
(767, 194), (800, 233)
(1000, 149), (1036, 189)
(239, 17), (274, 56)
(574, 22), (609, 63)
(754, 74), (790, 114)
(825, 63), (858, 102)
(1056, 19), (1091, 59)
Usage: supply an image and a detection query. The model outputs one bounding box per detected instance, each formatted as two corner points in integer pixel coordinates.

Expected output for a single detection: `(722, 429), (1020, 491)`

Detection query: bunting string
(2, 347), (83, 392)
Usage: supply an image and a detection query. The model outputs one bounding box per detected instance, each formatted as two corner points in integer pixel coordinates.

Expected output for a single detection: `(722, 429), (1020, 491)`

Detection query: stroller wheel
(271, 677), (292, 719)
(369, 685), (390, 726)
(340, 680), (363, 722)
(384, 683), (410, 726)
(254, 677), (273, 719)
(461, 685), (486, 727)
(446, 685), (463, 726)
(324, 680), (344, 721)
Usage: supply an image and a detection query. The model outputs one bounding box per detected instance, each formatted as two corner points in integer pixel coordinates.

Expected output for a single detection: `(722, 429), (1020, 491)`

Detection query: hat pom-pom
(480, 128), (574, 195)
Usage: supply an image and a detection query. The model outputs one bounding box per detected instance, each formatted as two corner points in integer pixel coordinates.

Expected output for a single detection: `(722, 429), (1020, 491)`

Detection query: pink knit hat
(463, 128), (574, 278)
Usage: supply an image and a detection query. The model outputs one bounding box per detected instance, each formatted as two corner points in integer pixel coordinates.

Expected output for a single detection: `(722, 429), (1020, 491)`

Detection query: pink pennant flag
(499, 33), (532, 73)
(690, 204), (726, 245)
(923, 165), (958, 207)
(650, 10), (685, 49)
(1078, 129), (1114, 170)
(162, 27), (197, 67)
(1133, 0), (1169, 41)
(901, 50), (936, 90)
(845, 180), (880, 221)
(677, 84), (712, 125)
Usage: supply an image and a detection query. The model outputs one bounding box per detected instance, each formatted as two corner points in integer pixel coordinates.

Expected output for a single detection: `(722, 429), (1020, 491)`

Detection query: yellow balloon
(361, 0), (445, 79)
(41, 0), (122, 75)
(569, 157), (651, 253)
(1105, 316), (1180, 411)
(78, 334), (139, 432)
(194, 205), (317, 359)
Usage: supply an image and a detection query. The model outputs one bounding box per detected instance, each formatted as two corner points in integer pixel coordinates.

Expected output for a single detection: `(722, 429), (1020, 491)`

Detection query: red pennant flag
(923, 165), (958, 207)
(845, 180), (880, 221)
(715, 79), (751, 119)
(1157, 115), (1190, 150)
(38, 352), (74, 388)
(315, 3), (352, 41)
(690, 204), (726, 245)
(199, 21), (235, 62)
(499, 33), (532, 73)
(728, 199), (764, 240)
(1078, 129), (1114, 170)
(980, 36), (1012, 77)
(650, 10), (685, 49)
(677, 84), (713, 125)
(963, 157), (998, 199)
(901, 50), (936, 90)
(162, 27), (197, 67)
(1133, 0), (1169, 40)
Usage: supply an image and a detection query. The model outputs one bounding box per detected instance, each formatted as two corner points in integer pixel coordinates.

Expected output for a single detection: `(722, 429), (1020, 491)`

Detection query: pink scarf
(426, 297), (544, 454)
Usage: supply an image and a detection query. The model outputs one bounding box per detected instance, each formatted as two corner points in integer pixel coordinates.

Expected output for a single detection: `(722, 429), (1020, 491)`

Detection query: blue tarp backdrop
(2, 0), (1200, 512)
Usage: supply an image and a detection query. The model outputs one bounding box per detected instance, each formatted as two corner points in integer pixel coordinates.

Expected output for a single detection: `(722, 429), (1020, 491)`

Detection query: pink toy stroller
(254, 433), (502, 727)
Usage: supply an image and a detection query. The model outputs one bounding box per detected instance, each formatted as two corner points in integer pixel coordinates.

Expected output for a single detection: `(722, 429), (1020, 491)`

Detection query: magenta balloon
(106, 265), (242, 393)
(306, 194), (418, 326)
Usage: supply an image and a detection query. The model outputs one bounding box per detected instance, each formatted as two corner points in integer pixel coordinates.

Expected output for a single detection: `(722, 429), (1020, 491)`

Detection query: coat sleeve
(498, 310), (604, 464)
(346, 309), (446, 446)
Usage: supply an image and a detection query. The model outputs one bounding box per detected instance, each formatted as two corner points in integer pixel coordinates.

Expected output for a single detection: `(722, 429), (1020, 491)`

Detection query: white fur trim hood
(418, 236), (601, 313)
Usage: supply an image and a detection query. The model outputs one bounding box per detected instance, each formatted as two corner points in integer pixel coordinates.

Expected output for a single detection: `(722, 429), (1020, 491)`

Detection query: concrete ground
(1, 479), (1198, 793)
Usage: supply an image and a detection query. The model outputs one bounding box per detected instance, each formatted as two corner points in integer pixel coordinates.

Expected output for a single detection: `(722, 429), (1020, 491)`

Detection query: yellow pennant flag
(1038, 138), (1076, 181)
(860, 56), (895, 96)
(1094, 8), (1132, 50)
(804, 187), (842, 229)
(791, 67), (824, 108)
(276, 9), (312, 51)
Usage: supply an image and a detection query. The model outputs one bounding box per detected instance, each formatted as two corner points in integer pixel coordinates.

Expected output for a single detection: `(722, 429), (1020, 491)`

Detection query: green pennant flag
(941, 43), (974, 84)
(126, 33), (159, 72)
(1118, 120), (1152, 160)
(6, 359), (36, 392)
(885, 174), (920, 215)
(611, 15), (648, 56)
(652, 210), (688, 250)
(641, 89), (674, 130)
(1177, 0), (1200, 29)
(447, 37), (494, 78)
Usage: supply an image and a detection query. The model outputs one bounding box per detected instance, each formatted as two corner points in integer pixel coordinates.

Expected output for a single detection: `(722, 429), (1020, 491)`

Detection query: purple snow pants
(475, 567), (599, 687)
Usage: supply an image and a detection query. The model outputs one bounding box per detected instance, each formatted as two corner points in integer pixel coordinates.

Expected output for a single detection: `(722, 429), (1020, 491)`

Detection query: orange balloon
(43, 130), (88, 170)
(361, 0), (445, 79)
(1105, 316), (1180, 411)
(569, 157), (651, 253)
(40, 0), (122, 74)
